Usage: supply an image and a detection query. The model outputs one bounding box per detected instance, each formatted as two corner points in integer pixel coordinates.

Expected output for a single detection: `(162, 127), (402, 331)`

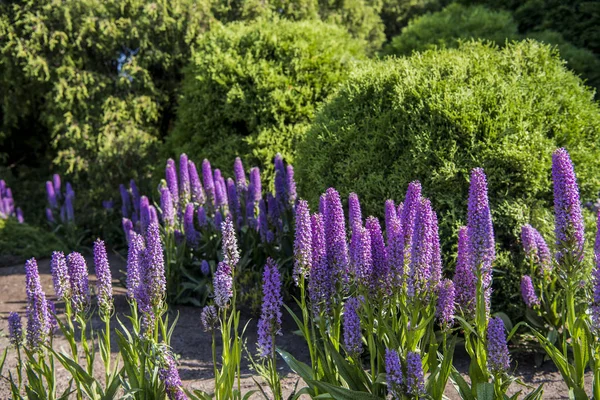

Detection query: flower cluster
(257, 258), (283, 358)
(487, 317), (510, 374)
(45, 174), (75, 224)
(0, 180), (23, 222)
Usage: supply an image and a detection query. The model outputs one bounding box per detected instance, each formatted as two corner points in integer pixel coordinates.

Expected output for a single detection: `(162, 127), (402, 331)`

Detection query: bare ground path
(0, 255), (589, 398)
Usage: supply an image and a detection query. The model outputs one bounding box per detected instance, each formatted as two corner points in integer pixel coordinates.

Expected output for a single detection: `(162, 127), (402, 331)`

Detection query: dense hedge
(0, 219), (65, 267)
(296, 41), (600, 317)
(167, 18), (365, 181)
(383, 4), (518, 55)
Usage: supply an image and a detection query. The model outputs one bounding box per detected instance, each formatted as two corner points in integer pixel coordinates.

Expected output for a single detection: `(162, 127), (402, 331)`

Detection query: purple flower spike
(214, 210), (223, 231)
(246, 194), (256, 229)
(188, 160), (205, 205)
(387, 215), (405, 288)
(436, 279), (456, 329)
(350, 226), (373, 287)
(120, 184), (131, 218)
(257, 258), (283, 358)
(293, 200), (312, 285)
(233, 157), (247, 191)
(406, 351), (426, 396)
(15, 208), (23, 223)
(65, 192), (75, 222)
(348, 193), (362, 234)
(249, 167), (262, 201)
(202, 159), (215, 205)
(141, 223), (166, 308)
(319, 194), (326, 215)
(324, 188), (349, 280)
(8, 312), (23, 347)
(520, 276), (540, 308)
(47, 301), (58, 336)
(275, 169), (286, 206)
(286, 165), (297, 206)
(197, 206), (207, 227)
(140, 196), (150, 233)
(400, 181), (422, 247)
(384, 200), (397, 242)
(258, 199), (270, 243)
(161, 187), (175, 227)
(130, 179), (140, 215)
(148, 206), (158, 227)
(221, 214), (240, 268)
(521, 225), (537, 258)
(430, 211), (442, 291)
(552, 148), (584, 262)
(454, 226), (476, 317)
(309, 213), (332, 315)
(166, 159), (180, 211)
(122, 218), (134, 243)
(366, 216), (389, 292)
(179, 154), (191, 204)
(343, 297), (362, 357)
(214, 170), (226, 207)
(227, 178), (241, 224)
(408, 199), (434, 298)
(46, 208), (55, 223)
(67, 252), (90, 314)
(267, 193), (282, 233)
(487, 317), (510, 374)
(201, 305), (218, 332)
(156, 346), (188, 400)
(385, 349), (403, 400)
(534, 230), (552, 272)
(184, 203), (198, 247)
(467, 168), (495, 314)
(126, 232), (144, 300)
(25, 258), (50, 349)
(213, 262), (233, 308)
(592, 212), (600, 332)
(46, 181), (57, 209)
(274, 153), (285, 178)
(201, 260), (210, 276)
(51, 251), (70, 299)
(53, 174), (62, 198)
(93, 239), (113, 314)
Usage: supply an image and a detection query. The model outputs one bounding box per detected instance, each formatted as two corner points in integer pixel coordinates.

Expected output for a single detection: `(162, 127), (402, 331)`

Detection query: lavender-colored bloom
(202, 159), (215, 205)
(387, 216), (404, 288)
(436, 279), (456, 328)
(213, 262), (233, 308)
(67, 252), (90, 314)
(126, 232), (144, 300)
(16, 208), (24, 223)
(249, 167), (262, 201)
(227, 178), (241, 224)
(8, 312), (23, 347)
(467, 168), (495, 314)
(179, 153), (191, 204)
(184, 203), (198, 247)
(385, 349), (403, 400)
(257, 258), (283, 358)
(286, 165), (296, 205)
(350, 226), (373, 286)
(274, 169), (286, 207)
(201, 305), (218, 332)
(454, 227), (476, 317)
(201, 260), (210, 276)
(406, 351), (426, 396)
(319, 194), (326, 215)
(521, 224), (537, 258)
(552, 148), (585, 262)
(148, 205), (158, 227)
(141, 223), (166, 308)
(161, 187), (175, 227)
(408, 199), (434, 298)
(102, 200), (114, 210)
(258, 199), (270, 243)
(65, 192), (75, 222)
(188, 160), (205, 205)
(246, 193), (256, 229)
(522, 224), (552, 273)
(93, 239), (113, 314)
(65, 182), (74, 198)
(267, 193), (281, 233)
(348, 193), (362, 234)
(221, 215), (240, 267)
(130, 179), (140, 215)
(120, 184), (131, 218)
(46, 207), (55, 223)
(51, 251), (70, 299)
(214, 210), (223, 231)
(166, 159), (180, 210)
(487, 317), (510, 374)
(592, 212), (600, 331)
(324, 188), (349, 280)
(534, 230), (552, 272)
(520, 276), (540, 308)
(384, 200), (397, 241)
(343, 297), (362, 356)
(46, 181), (57, 209)
(213, 170), (226, 207)
(53, 174), (61, 199)
(157, 347), (188, 400)
(25, 258), (50, 349)
(293, 200), (312, 285)
(308, 213), (331, 315)
(400, 181), (422, 247)
(430, 211), (442, 290)
(140, 196), (150, 233)
(60, 204), (66, 223)
(274, 153), (285, 175)
(174, 229), (184, 245)
(47, 301), (58, 336)
(122, 218), (134, 243)
(366, 216), (389, 291)
(233, 157), (247, 191)
(197, 206), (207, 227)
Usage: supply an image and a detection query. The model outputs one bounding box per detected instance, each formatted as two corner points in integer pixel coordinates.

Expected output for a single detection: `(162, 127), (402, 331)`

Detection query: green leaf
(450, 370), (475, 400)
(308, 380), (381, 400)
(476, 382), (494, 400)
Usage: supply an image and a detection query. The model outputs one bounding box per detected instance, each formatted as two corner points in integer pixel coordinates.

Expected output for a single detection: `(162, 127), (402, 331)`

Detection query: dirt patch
(0, 256), (589, 398)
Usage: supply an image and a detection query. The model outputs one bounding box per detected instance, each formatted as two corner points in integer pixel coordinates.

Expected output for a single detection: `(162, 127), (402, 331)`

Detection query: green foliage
(380, 0), (449, 40)
(167, 18), (365, 181)
(383, 4), (518, 55)
(296, 41), (600, 317)
(0, 0), (215, 210)
(0, 218), (65, 266)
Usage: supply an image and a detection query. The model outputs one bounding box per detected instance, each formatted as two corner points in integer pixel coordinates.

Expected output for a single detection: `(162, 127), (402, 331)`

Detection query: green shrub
(167, 18), (365, 181)
(380, 0), (449, 40)
(383, 4), (518, 55)
(0, 218), (66, 267)
(296, 41), (600, 318)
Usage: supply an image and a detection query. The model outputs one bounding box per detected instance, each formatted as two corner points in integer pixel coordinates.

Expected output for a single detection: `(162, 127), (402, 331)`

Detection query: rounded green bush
(0, 218), (65, 267)
(167, 18), (365, 180)
(296, 41), (600, 316)
(383, 3), (519, 56)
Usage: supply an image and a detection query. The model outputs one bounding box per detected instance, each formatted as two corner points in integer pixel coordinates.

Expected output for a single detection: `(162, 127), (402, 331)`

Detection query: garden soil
(0, 256), (592, 399)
